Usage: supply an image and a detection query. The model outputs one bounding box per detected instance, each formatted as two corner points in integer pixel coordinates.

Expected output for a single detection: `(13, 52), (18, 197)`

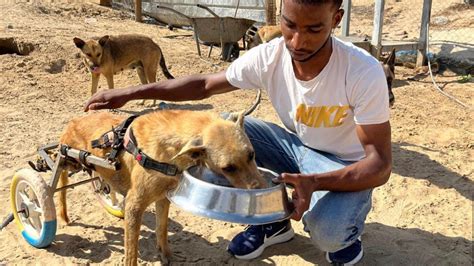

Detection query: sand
(0, 1), (472, 265)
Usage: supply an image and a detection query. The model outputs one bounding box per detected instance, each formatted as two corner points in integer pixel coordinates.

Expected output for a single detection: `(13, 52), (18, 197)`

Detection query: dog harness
(91, 115), (179, 176)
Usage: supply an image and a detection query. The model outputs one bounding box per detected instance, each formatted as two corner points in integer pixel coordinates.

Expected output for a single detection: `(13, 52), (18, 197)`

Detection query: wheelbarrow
(157, 4), (256, 62)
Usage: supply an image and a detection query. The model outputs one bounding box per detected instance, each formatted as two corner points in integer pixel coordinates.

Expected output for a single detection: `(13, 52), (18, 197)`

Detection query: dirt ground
(0, 1), (472, 265)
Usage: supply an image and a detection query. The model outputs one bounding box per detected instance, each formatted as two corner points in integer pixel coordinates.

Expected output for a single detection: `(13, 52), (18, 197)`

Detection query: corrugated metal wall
(114, 0), (268, 26)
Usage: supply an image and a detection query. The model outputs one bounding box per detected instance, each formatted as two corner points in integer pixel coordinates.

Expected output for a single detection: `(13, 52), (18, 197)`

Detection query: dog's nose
(248, 180), (261, 189)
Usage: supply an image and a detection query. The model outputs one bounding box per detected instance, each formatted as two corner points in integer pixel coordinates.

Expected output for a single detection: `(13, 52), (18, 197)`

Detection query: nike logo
(263, 226), (287, 243)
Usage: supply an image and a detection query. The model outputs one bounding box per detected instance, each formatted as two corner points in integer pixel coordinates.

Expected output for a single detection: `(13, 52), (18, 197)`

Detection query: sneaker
(325, 237), (363, 265)
(227, 220), (295, 260)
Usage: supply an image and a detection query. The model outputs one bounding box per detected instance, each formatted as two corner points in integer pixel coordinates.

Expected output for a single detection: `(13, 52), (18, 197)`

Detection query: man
(84, 0), (392, 264)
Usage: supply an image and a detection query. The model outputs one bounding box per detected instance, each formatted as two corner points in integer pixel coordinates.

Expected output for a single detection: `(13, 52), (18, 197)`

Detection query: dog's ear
(98, 35), (110, 46)
(73, 37), (85, 49)
(226, 110), (245, 128)
(172, 137), (206, 161)
(384, 48), (396, 66)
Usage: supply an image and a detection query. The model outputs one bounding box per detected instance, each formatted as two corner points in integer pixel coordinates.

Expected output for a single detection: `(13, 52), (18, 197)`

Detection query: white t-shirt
(226, 37), (390, 161)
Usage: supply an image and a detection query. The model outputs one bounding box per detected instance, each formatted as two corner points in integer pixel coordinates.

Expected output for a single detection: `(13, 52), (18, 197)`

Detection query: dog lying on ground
(56, 110), (267, 265)
(73, 34), (174, 106)
(247, 26), (397, 106)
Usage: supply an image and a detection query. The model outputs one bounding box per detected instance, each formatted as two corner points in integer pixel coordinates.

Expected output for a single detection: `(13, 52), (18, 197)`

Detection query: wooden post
(99, 0), (111, 7)
(265, 0), (276, 25)
(416, 0), (432, 67)
(341, 0), (351, 37)
(135, 0), (142, 22)
(370, 0), (385, 59)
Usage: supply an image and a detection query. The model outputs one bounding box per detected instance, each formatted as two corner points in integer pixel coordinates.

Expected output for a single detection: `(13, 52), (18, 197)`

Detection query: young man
(84, 0), (392, 264)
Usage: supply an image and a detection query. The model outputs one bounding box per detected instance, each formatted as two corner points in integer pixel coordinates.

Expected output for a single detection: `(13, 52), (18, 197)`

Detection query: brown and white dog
(73, 34), (174, 105)
(56, 110), (267, 265)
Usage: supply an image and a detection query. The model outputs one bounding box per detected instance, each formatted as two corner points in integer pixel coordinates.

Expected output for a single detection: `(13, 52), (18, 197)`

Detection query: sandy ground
(0, 1), (472, 265)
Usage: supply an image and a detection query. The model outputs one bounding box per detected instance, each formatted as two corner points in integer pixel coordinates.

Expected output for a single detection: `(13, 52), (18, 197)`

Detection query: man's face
(281, 0), (343, 62)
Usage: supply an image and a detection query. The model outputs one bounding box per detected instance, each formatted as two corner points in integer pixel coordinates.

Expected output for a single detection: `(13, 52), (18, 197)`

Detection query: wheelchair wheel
(91, 172), (124, 218)
(10, 168), (56, 248)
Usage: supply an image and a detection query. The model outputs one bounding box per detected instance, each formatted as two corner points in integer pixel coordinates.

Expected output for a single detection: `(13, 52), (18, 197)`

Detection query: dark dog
(381, 48), (396, 107)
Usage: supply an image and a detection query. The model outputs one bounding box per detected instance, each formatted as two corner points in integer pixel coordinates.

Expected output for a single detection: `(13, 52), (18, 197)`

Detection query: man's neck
(292, 37), (333, 81)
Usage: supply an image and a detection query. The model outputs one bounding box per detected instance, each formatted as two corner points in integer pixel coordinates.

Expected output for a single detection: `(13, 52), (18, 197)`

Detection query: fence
(337, 0), (473, 73)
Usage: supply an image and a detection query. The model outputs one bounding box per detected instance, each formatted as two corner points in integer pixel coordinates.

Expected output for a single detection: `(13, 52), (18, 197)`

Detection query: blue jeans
(244, 116), (372, 252)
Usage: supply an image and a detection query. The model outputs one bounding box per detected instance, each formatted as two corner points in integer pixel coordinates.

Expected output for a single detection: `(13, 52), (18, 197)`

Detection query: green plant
(458, 74), (472, 83)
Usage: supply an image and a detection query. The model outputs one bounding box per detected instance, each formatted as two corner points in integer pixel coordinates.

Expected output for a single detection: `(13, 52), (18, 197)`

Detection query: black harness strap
(91, 115), (180, 176)
(124, 128), (179, 176)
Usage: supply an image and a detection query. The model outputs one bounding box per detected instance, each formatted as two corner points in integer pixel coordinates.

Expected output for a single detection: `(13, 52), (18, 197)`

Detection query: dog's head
(247, 25), (282, 49)
(381, 48), (396, 107)
(173, 111), (267, 189)
(73, 35), (110, 73)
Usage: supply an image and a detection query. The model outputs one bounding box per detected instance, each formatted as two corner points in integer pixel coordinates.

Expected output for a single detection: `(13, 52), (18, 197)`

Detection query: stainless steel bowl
(167, 166), (293, 225)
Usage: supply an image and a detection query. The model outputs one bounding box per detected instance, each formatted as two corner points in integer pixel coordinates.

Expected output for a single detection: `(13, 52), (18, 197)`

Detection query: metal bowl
(167, 166), (293, 225)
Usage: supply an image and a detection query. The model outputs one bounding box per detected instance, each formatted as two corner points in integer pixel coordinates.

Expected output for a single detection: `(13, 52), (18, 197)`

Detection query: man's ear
(171, 137), (206, 161)
(333, 9), (344, 29)
(226, 110), (245, 128)
(98, 35), (110, 46)
(73, 37), (85, 49)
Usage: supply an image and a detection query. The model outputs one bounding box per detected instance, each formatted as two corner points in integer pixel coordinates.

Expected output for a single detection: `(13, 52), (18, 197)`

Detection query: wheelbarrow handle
(156, 4), (192, 21)
(196, 4), (219, 18)
(0, 213), (14, 231)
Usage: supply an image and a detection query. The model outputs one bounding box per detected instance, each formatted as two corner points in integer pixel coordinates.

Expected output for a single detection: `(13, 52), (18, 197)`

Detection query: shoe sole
(233, 228), (295, 260)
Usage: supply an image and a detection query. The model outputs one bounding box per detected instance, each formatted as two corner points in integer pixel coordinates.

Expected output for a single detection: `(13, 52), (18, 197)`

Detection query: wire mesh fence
(338, 0), (472, 75)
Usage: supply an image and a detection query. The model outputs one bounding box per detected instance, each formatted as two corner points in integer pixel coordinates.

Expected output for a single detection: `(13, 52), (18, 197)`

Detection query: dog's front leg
(155, 198), (171, 263)
(91, 73), (100, 95)
(105, 74), (114, 90)
(124, 193), (146, 266)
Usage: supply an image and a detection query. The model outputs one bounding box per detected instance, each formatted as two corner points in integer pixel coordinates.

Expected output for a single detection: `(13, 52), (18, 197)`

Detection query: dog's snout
(249, 180), (261, 189)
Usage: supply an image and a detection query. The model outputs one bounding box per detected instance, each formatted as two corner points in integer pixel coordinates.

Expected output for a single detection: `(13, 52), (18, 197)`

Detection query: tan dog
(56, 110), (267, 265)
(247, 25), (282, 49)
(73, 34), (174, 105)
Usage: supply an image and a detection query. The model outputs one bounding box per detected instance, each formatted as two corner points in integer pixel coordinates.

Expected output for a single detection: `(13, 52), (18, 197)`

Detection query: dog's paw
(158, 245), (172, 264)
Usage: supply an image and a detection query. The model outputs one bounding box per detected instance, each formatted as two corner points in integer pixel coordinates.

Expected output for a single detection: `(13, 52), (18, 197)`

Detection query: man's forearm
(128, 74), (209, 102)
(311, 155), (392, 192)
(126, 71), (235, 102)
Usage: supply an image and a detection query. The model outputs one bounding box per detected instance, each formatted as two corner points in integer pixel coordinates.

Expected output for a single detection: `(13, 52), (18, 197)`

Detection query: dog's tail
(244, 88), (261, 116)
(159, 50), (175, 80)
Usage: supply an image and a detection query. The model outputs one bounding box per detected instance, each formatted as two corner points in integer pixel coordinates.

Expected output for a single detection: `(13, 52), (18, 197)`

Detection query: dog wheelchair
(1, 142), (125, 248)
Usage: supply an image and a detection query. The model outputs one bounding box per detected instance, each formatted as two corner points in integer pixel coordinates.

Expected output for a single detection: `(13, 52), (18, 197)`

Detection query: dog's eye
(86, 53), (92, 57)
(222, 165), (237, 173)
(97, 53), (101, 57)
(248, 151), (255, 162)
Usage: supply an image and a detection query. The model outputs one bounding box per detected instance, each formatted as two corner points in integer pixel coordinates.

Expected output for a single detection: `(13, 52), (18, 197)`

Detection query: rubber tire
(10, 168), (56, 248)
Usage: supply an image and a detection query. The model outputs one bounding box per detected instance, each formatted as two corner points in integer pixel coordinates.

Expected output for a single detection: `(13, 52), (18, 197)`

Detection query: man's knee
(304, 215), (362, 252)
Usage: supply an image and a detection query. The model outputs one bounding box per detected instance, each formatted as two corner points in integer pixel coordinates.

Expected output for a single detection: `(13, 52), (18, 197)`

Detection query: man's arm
(277, 121), (392, 220)
(84, 70), (237, 111)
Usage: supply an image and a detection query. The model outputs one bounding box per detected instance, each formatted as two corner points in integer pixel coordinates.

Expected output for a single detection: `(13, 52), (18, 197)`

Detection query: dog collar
(124, 126), (180, 176)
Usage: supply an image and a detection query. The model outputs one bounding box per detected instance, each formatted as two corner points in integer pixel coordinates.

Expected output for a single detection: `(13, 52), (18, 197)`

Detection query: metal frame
(37, 143), (117, 193)
(341, 0), (432, 66)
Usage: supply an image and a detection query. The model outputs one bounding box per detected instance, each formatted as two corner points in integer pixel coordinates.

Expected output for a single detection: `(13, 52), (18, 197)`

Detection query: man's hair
(292, 0), (343, 9)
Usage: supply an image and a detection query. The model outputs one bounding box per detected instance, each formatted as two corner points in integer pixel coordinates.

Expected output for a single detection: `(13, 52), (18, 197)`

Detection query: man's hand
(274, 173), (317, 221)
(84, 89), (131, 111)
